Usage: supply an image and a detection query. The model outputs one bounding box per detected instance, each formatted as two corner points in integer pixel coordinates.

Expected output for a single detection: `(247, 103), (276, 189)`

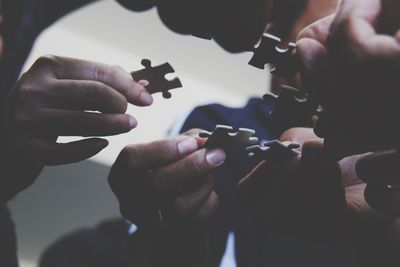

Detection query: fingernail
(206, 149), (226, 166)
(128, 116), (138, 129)
(178, 138), (198, 155)
(140, 91), (153, 105)
(139, 80), (150, 86)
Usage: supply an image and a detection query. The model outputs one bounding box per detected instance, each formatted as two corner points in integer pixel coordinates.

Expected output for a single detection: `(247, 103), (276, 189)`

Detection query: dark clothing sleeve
(0, 205), (18, 267)
(0, 0), (97, 99)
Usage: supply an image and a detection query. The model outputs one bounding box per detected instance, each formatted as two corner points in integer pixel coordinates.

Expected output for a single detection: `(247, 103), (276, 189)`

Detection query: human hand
(0, 55), (153, 202)
(297, 0), (400, 160)
(356, 149), (400, 217)
(238, 128), (387, 239)
(108, 130), (224, 233)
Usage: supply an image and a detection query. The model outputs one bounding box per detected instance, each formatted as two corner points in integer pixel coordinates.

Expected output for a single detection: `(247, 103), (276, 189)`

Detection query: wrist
(0, 139), (43, 203)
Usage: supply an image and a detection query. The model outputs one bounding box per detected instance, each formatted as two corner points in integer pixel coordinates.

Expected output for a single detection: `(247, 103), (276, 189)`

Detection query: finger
(238, 159), (272, 192)
(150, 148), (225, 197)
(279, 127), (322, 151)
(297, 15), (334, 44)
(329, 0), (400, 60)
(47, 80), (128, 114)
(296, 37), (329, 100)
(183, 128), (207, 147)
(356, 150), (400, 185)
(300, 141), (345, 214)
(364, 183), (400, 217)
(238, 158), (290, 211)
(164, 177), (214, 221)
(115, 136), (201, 172)
(27, 138), (108, 166)
(42, 56), (153, 106)
(194, 191), (219, 225)
(18, 109), (137, 137)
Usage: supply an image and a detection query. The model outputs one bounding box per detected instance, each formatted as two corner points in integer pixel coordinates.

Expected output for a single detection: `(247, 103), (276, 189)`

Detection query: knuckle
(84, 81), (103, 99)
(113, 64), (126, 74)
(33, 55), (59, 69)
(129, 81), (146, 99)
(92, 64), (113, 83)
(118, 146), (135, 164)
(117, 145), (141, 170)
(189, 151), (206, 174)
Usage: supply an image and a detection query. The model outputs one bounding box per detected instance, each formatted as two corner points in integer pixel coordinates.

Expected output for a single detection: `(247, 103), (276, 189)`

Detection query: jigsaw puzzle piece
(249, 33), (298, 78)
(264, 85), (317, 131)
(131, 59), (183, 99)
(247, 140), (300, 160)
(199, 125), (259, 149)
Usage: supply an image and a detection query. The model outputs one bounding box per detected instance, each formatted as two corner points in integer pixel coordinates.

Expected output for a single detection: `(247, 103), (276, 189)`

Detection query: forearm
(0, 145), (43, 204)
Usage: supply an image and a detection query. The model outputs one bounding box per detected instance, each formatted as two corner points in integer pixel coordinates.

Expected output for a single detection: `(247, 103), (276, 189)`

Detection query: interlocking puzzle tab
(263, 85), (317, 131)
(247, 140), (300, 160)
(199, 125), (259, 150)
(249, 33), (297, 78)
(131, 59), (182, 99)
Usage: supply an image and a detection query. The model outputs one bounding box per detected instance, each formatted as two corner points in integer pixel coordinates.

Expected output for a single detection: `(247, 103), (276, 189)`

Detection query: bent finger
(28, 138), (108, 166)
(19, 109), (137, 137)
(150, 148), (225, 197)
(356, 150), (400, 185)
(47, 80), (128, 114)
(48, 56), (153, 106)
(115, 136), (200, 172)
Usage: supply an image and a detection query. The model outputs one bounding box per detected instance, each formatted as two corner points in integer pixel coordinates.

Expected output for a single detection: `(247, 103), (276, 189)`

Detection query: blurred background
(7, 0), (270, 266)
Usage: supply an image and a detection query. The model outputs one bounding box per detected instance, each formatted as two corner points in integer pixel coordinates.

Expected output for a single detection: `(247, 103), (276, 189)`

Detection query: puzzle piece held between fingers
(247, 140), (300, 160)
(249, 33), (297, 78)
(199, 125), (259, 150)
(263, 85), (317, 131)
(131, 59), (183, 99)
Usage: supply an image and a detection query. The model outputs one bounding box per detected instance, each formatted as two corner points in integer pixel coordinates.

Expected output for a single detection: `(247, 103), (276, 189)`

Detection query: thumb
(296, 16), (331, 99)
(291, 141), (346, 238)
(299, 141), (345, 212)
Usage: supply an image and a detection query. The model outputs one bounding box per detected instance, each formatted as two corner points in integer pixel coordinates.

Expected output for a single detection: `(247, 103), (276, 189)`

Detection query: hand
(238, 128), (397, 255)
(109, 130), (223, 232)
(0, 55), (153, 202)
(109, 131), (224, 266)
(356, 150), (400, 217)
(296, 0), (400, 160)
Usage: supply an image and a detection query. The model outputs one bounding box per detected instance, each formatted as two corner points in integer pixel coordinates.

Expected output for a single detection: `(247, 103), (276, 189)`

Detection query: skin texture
(238, 128), (400, 266)
(0, 55), (153, 203)
(108, 130), (224, 266)
(295, 0), (400, 220)
(109, 131), (222, 231)
(296, 0), (400, 160)
(107, 2), (341, 266)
